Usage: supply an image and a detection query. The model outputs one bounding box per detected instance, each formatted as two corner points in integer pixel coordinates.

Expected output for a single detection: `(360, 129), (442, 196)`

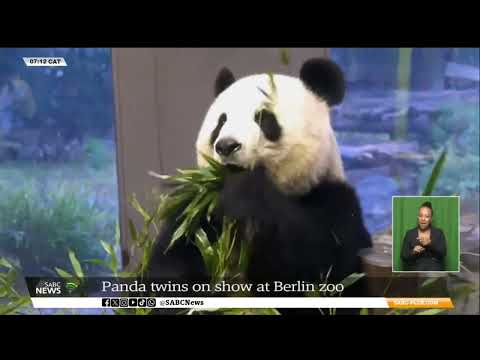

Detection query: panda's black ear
(300, 58), (345, 106)
(215, 67), (236, 97)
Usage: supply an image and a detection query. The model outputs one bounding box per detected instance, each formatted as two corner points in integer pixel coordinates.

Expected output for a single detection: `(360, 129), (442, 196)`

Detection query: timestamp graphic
(23, 57), (68, 67)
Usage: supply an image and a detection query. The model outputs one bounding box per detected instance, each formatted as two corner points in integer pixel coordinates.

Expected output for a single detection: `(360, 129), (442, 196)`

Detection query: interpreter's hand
(418, 235), (431, 247)
(413, 245), (425, 254)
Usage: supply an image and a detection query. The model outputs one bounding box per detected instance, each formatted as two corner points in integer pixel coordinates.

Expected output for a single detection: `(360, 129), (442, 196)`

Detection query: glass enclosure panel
(0, 48), (120, 277)
(331, 48), (479, 244)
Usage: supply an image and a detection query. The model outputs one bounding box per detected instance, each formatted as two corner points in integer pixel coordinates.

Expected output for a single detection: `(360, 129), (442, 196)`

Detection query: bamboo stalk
(394, 48), (413, 140)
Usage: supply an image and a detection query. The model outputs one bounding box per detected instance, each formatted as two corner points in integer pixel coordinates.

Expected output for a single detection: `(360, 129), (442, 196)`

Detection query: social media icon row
(102, 298), (156, 307)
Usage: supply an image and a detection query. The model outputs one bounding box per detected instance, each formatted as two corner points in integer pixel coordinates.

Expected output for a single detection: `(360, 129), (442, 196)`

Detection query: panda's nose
(215, 138), (242, 157)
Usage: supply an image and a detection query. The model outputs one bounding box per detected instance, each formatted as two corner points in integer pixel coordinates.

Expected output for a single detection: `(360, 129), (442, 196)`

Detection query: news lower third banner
(30, 297), (455, 309)
(25, 277), (454, 309)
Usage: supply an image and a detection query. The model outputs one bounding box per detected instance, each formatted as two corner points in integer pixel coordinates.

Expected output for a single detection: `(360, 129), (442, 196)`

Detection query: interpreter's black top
(400, 227), (447, 271)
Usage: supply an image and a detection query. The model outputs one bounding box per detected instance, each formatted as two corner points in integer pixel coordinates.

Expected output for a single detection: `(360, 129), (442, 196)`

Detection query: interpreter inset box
(392, 196), (460, 273)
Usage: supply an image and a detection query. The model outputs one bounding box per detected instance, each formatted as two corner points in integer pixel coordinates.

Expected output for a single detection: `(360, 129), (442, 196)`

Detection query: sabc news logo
(35, 279), (80, 296)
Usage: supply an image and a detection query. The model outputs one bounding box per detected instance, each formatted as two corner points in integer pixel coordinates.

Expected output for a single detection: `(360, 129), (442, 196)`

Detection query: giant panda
(145, 58), (372, 313)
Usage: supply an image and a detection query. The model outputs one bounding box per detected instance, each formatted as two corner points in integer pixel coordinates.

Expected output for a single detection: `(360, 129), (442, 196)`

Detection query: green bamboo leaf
(406, 308), (418, 315)
(140, 308), (153, 315)
(165, 176), (194, 184)
(340, 272), (365, 290)
(118, 271), (137, 278)
(360, 308), (369, 315)
(164, 220), (189, 253)
(216, 225), (226, 260)
(153, 194), (168, 215)
(214, 269), (227, 285)
(220, 308), (249, 315)
(100, 240), (112, 255)
(128, 219), (138, 244)
(200, 191), (216, 209)
(280, 49), (290, 66)
(238, 237), (249, 274)
(113, 308), (129, 315)
(129, 194), (152, 222)
(420, 276), (443, 289)
(218, 218), (234, 257)
(195, 228), (211, 250)
(115, 222), (121, 248)
(422, 148), (447, 196)
(449, 284), (477, 300)
(177, 168), (207, 177)
(195, 228), (216, 275)
(191, 169), (218, 180)
(187, 191), (211, 222)
(207, 193), (219, 222)
(68, 249), (84, 278)
(258, 308), (281, 315)
(154, 174), (191, 184)
(178, 191), (207, 221)
(148, 170), (172, 180)
(0, 297), (31, 315)
(132, 308), (145, 315)
(0, 274), (19, 297)
(184, 210), (203, 238)
(0, 258), (14, 269)
(109, 245), (118, 276)
(226, 224), (237, 260)
(201, 152), (221, 165)
(201, 153), (225, 175)
(83, 259), (109, 267)
(5, 269), (17, 287)
(141, 240), (155, 275)
(168, 184), (197, 197)
(267, 73), (277, 96)
(55, 267), (73, 279)
(416, 308), (447, 315)
(159, 191), (197, 220)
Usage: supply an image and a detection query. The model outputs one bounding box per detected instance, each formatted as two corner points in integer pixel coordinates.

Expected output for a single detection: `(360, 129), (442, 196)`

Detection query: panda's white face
(196, 61), (346, 195)
(197, 75), (268, 170)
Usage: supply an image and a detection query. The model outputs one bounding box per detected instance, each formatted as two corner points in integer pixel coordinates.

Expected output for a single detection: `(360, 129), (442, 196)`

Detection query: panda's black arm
(137, 210), (210, 314)
(219, 167), (336, 283)
(219, 166), (370, 242)
(219, 166), (309, 225)
(143, 205), (209, 288)
(308, 181), (372, 281)
(219, 168), (372, 286)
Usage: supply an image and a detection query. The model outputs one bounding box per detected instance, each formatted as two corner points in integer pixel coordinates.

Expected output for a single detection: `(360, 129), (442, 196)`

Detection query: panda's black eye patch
(210, 113), (227, 146)
(254, 109), (282, 142)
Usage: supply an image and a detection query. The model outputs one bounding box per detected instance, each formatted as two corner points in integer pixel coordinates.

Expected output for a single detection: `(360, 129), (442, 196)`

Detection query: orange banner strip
(386, 298), (454, 309)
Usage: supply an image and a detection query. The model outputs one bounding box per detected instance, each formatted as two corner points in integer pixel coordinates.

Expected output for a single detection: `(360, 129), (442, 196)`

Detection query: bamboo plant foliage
(148, 154), (245, 284)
